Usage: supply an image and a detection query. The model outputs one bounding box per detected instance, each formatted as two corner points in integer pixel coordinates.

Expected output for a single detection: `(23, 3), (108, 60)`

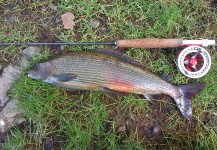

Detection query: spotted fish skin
(28, 50), (206, 120)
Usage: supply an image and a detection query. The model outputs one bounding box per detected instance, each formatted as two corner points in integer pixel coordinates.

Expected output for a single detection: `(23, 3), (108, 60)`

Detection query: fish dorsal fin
(94, 49), (143, 68)
(160, 73), (171, 82)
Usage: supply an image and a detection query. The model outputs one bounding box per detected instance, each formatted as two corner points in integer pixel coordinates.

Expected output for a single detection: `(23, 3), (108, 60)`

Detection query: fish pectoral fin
(52, 73), (77, 82)
(101, 87), (129, 96)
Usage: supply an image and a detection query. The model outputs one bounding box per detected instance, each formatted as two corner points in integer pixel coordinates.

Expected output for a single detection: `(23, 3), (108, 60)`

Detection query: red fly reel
(175, 46), (211, 78)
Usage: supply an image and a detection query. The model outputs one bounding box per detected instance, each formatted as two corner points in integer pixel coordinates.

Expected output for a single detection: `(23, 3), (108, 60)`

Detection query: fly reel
(175, 46), (211, 78)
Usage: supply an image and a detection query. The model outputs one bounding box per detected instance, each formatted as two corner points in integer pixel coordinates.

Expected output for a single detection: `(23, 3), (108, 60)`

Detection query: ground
(0, 0), (216, 149)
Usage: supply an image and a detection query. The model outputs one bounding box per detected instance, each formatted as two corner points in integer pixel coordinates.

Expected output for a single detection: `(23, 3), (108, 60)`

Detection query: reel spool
(175, 46), (211, 78)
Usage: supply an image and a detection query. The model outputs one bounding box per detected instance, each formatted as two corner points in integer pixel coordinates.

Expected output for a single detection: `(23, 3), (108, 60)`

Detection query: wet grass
(0, 0), (217, 149)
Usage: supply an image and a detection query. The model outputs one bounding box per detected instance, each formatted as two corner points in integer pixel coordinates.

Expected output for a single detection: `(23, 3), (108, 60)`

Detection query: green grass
(1, 0), (217, 149)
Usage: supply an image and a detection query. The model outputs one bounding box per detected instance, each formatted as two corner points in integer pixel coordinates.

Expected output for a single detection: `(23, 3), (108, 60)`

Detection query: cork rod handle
(117, 38), (183, 48)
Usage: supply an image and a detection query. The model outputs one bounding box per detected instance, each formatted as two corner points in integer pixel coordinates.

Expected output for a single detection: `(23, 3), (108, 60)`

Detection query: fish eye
(35, 64), (40, 70)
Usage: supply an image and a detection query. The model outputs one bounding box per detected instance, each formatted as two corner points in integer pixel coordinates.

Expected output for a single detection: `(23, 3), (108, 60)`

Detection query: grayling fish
(27, 50), (206, 120)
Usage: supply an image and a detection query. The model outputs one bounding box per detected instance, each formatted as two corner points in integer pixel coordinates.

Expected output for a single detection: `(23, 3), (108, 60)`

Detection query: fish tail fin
(174, 83), (206, 120)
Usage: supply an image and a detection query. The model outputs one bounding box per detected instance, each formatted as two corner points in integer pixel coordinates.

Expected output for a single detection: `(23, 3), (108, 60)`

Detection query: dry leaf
(48, 3), (58, 11)
(76, 5), (85, 11)
(61, 12), (75, 30)
(0, 64), (21, 107)
(0, 64), (23, 133)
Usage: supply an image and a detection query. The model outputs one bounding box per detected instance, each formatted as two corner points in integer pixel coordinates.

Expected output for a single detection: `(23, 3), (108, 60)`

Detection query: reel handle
(117, 38), (215, 48)
(117, 38), (183, 48)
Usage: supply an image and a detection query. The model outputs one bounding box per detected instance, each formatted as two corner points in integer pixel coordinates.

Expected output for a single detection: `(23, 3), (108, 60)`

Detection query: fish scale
(52, 54), (163, 92)
(72, 55), (160, 90)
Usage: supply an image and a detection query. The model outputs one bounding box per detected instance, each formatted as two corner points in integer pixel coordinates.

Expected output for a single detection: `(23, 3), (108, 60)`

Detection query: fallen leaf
(0, 64), (21, 107)
(117, 125), (126, 133)
(0, 64), (23, 133)
(61, 12), (75, 30)
(91, 19), (100, 28)
(48, 3), (58, 11)
(76, 5), (85, 11)
(22, 46), (41, 60)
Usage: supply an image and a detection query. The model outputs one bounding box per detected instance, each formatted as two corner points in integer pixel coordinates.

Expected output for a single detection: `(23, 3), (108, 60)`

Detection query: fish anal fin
(143, 94), (154, 103)
(52, 73), (77, 82)
(142, 94), (163, 103)
(94, 49), (143, 68)
(101, 87), (129, 96)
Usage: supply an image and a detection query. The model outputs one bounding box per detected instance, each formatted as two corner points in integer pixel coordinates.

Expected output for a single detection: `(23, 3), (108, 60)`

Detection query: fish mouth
(27, 70), (35, 78)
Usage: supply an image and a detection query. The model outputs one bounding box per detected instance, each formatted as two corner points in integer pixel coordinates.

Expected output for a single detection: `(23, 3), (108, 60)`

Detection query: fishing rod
(0, 38), (216, 78)
(0, 38), (215, 48)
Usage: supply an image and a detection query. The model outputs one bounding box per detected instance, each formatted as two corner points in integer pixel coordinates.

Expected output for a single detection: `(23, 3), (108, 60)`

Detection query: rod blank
(0, 42), (116, 46)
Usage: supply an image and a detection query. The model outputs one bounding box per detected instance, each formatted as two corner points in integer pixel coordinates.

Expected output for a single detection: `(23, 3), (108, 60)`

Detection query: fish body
(28, 50), (206, 120)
